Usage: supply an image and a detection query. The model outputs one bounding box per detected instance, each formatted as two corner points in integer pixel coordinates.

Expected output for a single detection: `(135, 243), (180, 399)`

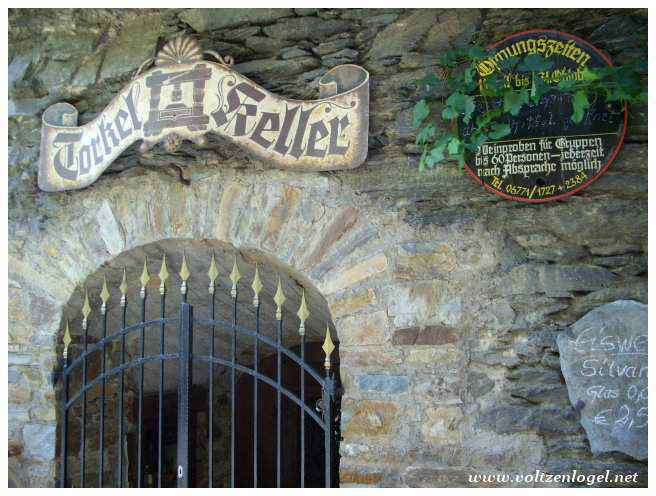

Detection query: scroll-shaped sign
(38, 36), (369, 191)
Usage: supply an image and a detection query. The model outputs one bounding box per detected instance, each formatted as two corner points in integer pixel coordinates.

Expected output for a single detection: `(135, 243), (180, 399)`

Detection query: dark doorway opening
(135, 342), (338, 488)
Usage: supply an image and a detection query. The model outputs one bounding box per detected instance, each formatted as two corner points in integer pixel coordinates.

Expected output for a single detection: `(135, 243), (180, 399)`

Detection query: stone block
(412, 369), (463, 405)
(395, 242), (457, 279)
(313, 38), (356, 56)
(180, 8), (294, 32)
(322, 253), (388, 295)
(99, 16), (162, 80)
(304, 206), (358, 267)
(340, 467), (385, 485)
(420, 9), (481, 51)
(342, 399), (399, 438)
(503, 264), (616, 296)
(233, 57), (320, 80)
(368, 10), (439, 60)
(421, 406), (463, 445)
(328, 287), (376, 319)
(337, 310), (389, 346)
(22, 423), (56, 461)
(392, 324), (458, 345)
(340, 348), (403, 368)
(356, 373), (409, 394)
(401, 465), (475, 488)
(263, 17), (351, 41)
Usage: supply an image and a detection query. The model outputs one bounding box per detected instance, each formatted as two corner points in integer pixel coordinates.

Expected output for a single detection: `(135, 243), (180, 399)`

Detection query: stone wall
(8, 8), (647, 487)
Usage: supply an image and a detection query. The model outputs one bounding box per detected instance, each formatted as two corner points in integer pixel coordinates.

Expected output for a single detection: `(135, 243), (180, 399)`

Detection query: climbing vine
(411, 42), (647, 171)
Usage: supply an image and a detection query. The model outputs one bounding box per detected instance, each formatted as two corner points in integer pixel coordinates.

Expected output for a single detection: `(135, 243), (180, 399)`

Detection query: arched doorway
(54, 239), (341, 488)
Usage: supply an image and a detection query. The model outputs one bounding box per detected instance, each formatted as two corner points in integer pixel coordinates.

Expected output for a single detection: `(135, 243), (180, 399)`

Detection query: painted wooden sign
(38, 36), (370, 192)
(462, 30), (627, 202)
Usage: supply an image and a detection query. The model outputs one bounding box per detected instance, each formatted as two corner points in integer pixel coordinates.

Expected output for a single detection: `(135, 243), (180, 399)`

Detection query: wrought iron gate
(56, 254), (339, 488)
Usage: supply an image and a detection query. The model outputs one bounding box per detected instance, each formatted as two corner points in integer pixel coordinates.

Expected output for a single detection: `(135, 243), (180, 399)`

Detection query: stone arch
(9, 167), (395, 486)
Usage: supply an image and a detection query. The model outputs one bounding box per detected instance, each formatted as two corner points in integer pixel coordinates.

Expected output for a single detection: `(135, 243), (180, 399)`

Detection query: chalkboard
(462, 30), (627, 202)
(557, 300), (647, 460)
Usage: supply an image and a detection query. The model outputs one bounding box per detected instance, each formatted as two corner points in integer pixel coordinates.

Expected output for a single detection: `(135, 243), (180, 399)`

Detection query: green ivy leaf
(442, 106), (458, 120)
(581, 67), (599, 81)
(446, 92), (476, 124)
(465, 132), (489, 151)
(488, 123), (511, 140)
(416, 123), (437, 144)
(467, 45), (488, 60)
(429, 146), (446, 166)
(571, 90), (590, 123)
(416, 73), (440, 87)
(517, 54), (554, 72)
(557, 79), (578, 92)
(530, 75), (551, 104)
(418, 146), (427, 172)
(412, 99), (430, 129)
(481, 73), (506, 96)
(462, 95), (476, 124)
(503, 89), (529, 116)
(448, 137), (461, 155)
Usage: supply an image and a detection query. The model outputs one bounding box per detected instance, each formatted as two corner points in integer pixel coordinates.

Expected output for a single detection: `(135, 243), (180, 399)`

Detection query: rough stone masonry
(8, 8), (647, 487)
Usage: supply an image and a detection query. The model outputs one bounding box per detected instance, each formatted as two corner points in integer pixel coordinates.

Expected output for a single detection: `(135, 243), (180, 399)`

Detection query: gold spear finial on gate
(120, 267), (128, 307)
(230, 255), (241, 298)
(297, 289), (310, 336)
(274, 276), (285, 320)
(158, 255), (169, 295)
(82, 287), (91, 330)
(251, 264), (263, 307)
(62, 320), (72, 360)
(322, 325), (335, 370)
(208, 252), (219, 295)
(100, 275), (110, 315)
(140, 257), (150, 298)
(180, 251), (190, 295)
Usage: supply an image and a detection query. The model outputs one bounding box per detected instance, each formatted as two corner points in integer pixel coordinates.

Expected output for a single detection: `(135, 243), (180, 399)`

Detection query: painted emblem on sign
(38, 36), (370, 192)
(462, 30), (626, 202)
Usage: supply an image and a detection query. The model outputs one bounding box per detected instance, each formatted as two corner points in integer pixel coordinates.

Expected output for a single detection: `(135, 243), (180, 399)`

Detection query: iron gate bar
(99, 277), (109, 487)
(177, 302), (193, 487)
(298, 290), (310, 489)
(208, 252), (218, 488)
(322, 328), (336, 489)
(59, 322), (70, 488)
(158, 256), (169, 488)
(323, 372), (334, 488)
(118, 269), (128, 488)
(137, 260), (149, 489)
(229, 258), (240, 488)
(276, 312), (282, 488)
(252, 266), (262, 488)
(300, 332), (306, 488)
(80, 290), (90, 488)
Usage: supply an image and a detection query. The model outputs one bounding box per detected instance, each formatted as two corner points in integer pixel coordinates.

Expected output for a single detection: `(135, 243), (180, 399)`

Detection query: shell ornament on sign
(155, 36), (204, 66)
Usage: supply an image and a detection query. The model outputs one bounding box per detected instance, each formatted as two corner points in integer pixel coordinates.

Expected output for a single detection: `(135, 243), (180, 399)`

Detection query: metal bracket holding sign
(38, 35), (370, 192)
(462, 29), (627, 202)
